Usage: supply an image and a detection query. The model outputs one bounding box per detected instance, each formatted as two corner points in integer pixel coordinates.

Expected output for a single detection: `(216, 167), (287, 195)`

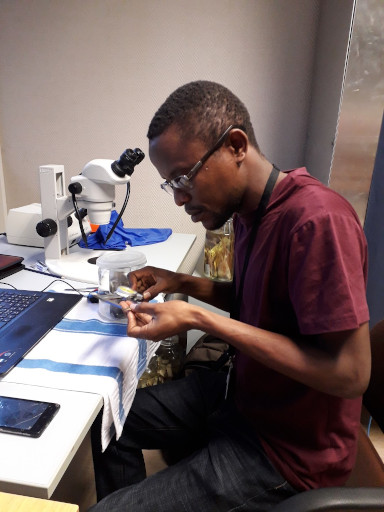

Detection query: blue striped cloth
(2, 297), (158, 450)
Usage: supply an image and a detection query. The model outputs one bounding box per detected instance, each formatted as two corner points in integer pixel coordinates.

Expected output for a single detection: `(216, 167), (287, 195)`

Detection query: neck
(240, 151), (286, 215)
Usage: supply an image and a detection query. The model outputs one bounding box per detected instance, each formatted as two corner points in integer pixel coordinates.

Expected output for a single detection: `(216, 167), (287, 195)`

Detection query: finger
(127, 273), (138, 291)
(120, 301), (131, 314)
(127, 309), (137, 324)
(130, 301), (156, 314)
(128, 308), (154, 326)
(127, 310), (152, 337)
(143, 290), (152, 301)
(134, 274), (156, 294)
(128, 270), (152, 291)
(122, 302), (148, 325)
(141, 284), (163, 301)
(126, 310), (139, 334)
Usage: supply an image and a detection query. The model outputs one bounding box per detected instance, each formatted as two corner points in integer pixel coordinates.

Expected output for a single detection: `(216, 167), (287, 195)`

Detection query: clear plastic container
(96, 250), (147, 322)
(137, 335), (184, 388)
(203, 218), (234, 281)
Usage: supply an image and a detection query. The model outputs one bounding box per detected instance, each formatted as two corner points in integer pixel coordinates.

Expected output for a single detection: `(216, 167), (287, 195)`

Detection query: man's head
(147, 81), (263, 230)
(147, 80), (258, 150)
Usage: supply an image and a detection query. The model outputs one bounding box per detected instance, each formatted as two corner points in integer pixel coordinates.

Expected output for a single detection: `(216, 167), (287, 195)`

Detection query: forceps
(92, 285), (144, 309)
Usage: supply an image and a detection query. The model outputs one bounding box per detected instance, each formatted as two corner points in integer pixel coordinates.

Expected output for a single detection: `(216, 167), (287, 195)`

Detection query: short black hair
(147, 80), (259, 150)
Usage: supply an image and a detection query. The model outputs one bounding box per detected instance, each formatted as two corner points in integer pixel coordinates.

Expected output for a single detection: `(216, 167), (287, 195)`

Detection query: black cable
(1, 277), (96, 302)
(71, 192), (88, 247)
(104, 182), (130, 244)
(0, 282), (17, 289)
(39, 279), (85, 294)
(1, 277), (88, 295)
(42, 279), (93, 294)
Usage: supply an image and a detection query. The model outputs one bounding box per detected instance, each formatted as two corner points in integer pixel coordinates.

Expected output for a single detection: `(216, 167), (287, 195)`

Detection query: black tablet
(0, 254), (24, 279)
(0, 395), (60, 438)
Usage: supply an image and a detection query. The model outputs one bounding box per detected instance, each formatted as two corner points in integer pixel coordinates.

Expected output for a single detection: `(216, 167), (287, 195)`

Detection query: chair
(271, 319), (384, 512)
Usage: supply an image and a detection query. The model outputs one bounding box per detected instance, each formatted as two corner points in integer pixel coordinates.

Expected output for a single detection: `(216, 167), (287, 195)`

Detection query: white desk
(0, 383), (102, 499)
(0, 233), (195, 502)
(45, 233), (196, 284)
(0, 233), (196, 285)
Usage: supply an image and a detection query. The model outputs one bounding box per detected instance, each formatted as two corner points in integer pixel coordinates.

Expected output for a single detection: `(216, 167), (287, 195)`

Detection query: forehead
(148, 124), (207, 179)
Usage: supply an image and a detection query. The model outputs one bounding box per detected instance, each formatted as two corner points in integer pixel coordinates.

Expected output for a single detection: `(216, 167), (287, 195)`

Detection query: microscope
(35, 148), (145, 283)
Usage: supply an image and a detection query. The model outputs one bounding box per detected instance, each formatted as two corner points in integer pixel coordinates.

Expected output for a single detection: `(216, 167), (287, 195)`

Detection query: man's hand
(121, 300), (194, 342)
(128, 266), (181, 301)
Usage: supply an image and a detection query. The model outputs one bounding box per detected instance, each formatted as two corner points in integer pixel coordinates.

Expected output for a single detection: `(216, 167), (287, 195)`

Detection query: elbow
(349, 357), (372, 398)
(332, 340), (372, 399)
(341, 385), (367, 400)
(334, 367), (371, 399)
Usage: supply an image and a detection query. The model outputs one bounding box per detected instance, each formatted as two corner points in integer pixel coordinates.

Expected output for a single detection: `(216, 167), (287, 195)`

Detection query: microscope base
(46, 250), (106, 284)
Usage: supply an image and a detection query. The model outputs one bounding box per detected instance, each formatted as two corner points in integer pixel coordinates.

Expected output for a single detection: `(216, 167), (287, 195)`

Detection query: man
(90, 81), (370, 511)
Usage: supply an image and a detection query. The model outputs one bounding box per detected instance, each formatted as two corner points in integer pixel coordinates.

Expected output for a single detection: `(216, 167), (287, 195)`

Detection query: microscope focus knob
(36, 218), (58, 238)
(68, 182), (82, 195)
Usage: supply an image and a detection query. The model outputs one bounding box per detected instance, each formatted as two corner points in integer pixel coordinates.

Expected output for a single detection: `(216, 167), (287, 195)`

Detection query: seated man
(90, 81), (370, 512)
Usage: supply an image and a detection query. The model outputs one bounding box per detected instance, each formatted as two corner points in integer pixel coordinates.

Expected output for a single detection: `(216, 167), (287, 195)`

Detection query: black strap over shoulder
(211, 165), (281, 371)
(231, 165), (280, 320)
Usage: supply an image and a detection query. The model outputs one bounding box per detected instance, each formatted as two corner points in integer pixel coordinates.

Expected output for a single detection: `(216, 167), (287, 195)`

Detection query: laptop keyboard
(0, 291), (42, 329)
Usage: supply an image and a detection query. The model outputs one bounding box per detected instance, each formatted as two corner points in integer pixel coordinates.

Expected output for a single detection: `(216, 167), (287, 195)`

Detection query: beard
(204, 212), (233, 231)
(185, 182), (244, 230)
(201, 194), (242, 231)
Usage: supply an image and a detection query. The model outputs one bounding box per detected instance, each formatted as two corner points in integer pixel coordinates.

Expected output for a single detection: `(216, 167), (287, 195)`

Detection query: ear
(227, 128), (248, 166)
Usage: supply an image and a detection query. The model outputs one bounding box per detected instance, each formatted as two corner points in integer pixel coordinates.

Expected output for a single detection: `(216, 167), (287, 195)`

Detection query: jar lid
(96, 249), (147, 270)
(160, 335), (179, 346)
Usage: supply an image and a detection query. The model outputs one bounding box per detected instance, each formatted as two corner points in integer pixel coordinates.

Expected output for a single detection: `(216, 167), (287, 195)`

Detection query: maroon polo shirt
(233, 168), (369, 490)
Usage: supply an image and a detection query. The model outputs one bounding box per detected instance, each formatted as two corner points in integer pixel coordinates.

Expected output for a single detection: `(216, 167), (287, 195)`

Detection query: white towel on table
(1, 297), (158, 451)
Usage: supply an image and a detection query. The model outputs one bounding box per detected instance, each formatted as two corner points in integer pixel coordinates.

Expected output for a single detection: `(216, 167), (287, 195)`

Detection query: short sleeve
(288, 213), (369, 335)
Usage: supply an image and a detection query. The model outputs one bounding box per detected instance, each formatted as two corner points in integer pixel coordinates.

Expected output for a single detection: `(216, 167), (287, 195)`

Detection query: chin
(202, 216), (231, 231)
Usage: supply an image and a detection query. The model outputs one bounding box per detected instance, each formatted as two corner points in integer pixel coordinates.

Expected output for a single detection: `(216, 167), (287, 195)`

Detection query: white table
(0, 233), (195, 502)
(0, 233), (196, 284)
(0, 382), (102, 499)
(44, 234), (196, 284)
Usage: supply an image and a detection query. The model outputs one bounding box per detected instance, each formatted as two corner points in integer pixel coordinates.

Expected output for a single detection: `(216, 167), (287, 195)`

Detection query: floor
(362, 416), (384, 462)
(143, 449), (168, 476)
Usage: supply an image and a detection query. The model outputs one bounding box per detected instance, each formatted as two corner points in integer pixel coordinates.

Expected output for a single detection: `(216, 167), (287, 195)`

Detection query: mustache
(185, 206), (204, 216)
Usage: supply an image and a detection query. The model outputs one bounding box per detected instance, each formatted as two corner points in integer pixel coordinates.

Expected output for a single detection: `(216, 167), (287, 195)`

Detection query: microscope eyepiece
(111, 148), (145, 177)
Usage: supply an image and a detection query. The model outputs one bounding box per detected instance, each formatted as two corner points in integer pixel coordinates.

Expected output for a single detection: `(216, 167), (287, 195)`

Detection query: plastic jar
(96, 249), (147, 322)
(137, 335), (184, 388)
(203, 218), (234, 281)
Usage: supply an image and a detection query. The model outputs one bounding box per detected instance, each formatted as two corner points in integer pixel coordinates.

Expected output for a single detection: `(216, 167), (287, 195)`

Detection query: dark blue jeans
(89, 370), (297, 512)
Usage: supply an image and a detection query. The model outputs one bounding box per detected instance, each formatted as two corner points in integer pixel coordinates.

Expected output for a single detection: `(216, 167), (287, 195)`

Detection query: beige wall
(0, 0), (352, 271)
(0, 146), (7, 230)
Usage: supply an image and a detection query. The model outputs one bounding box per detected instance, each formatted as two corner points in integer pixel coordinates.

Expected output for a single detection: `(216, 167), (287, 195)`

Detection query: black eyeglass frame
(160, 124), (244, 195)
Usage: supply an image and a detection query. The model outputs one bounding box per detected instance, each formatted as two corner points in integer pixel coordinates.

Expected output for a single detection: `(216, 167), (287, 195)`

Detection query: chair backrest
(270, 320), (384, 511)
(344, 318), (384, 487)
(363, 319), (384, 433)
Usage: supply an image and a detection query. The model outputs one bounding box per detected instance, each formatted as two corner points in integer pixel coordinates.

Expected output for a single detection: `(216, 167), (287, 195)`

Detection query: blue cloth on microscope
(79, 211), (172, 250)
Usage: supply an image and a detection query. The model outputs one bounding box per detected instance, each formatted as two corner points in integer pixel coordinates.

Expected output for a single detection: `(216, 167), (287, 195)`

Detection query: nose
(173, 187), (191, 207)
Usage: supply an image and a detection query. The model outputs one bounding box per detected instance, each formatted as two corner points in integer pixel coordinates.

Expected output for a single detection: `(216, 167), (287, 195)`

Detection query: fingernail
(143, 291), (151, 300)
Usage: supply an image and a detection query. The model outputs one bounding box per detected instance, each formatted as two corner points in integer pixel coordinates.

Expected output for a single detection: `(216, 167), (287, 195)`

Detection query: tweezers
(92, 286), (144, 309)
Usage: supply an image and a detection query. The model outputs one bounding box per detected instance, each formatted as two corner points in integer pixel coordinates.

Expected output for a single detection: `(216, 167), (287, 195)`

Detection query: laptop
(0, 289), (82, 376)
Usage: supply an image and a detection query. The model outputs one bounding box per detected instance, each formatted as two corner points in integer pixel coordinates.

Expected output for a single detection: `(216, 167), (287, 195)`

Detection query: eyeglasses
(160, 124), (241, 195)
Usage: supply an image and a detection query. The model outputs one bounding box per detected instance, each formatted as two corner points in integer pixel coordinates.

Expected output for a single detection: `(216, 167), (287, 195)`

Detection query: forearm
(175, 273), (232, 312)
(130, 266), (232, 311)
(190, 306), (370, 399)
